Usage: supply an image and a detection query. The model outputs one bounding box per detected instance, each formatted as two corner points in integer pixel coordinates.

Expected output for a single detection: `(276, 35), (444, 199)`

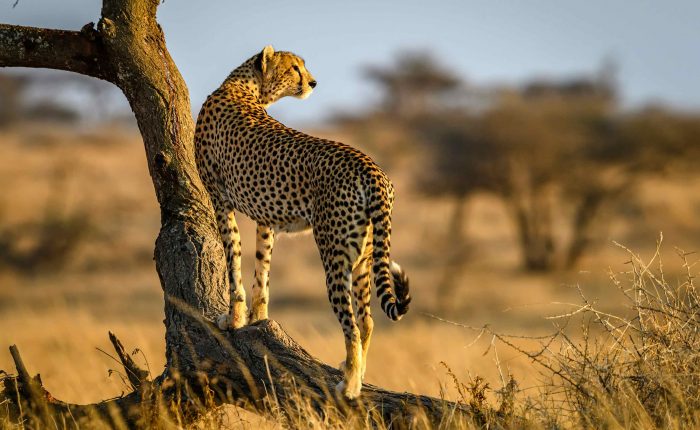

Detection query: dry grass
(522, 238), (700, 429)
(1, 125), (700, 428)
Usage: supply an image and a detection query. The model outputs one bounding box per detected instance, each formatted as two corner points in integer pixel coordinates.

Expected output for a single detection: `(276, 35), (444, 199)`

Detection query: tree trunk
(505, 165), (555, 272)
(565, 191), (605, 269)
(436, 195), (470, 313)
(0, 1), (469, 427)
(512, 199), (555, 272)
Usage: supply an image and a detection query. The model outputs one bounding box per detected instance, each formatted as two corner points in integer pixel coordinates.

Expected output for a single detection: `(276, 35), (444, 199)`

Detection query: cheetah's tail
(370, 207), (411, 321)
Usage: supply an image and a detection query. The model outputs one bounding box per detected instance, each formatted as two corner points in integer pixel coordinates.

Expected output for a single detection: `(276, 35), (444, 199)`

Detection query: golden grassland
(1, 125), (700, 428)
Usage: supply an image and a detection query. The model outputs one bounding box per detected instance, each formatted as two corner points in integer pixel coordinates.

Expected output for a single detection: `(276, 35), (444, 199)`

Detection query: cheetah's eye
(292, 65), (300, 74)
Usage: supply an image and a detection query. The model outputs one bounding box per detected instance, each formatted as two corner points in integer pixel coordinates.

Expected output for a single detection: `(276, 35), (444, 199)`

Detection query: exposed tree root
(1, 322), (470, 429)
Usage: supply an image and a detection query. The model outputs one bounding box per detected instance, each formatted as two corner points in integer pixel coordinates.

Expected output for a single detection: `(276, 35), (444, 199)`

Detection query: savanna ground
(1, 120), (700, 428)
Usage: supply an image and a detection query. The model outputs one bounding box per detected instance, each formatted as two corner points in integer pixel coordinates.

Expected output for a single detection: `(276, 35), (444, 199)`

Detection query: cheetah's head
(256, 45), (317, 106)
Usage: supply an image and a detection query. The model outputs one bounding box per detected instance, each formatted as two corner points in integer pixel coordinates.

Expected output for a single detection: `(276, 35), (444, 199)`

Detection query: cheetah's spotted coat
(194, 46), (411, 399)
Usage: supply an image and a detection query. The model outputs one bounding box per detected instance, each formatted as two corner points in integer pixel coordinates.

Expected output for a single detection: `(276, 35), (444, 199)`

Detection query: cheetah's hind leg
(351, 242), (373, 382)
(322, 240), (367, 399)
(319, 246), (363, 399)
(338, 252), (373, 383)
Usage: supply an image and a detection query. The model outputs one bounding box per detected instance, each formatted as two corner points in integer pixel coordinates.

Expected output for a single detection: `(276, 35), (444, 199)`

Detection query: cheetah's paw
(216, 314), (231, 330)
(217, 311), (248, 330)
(335, 380), (361, 400)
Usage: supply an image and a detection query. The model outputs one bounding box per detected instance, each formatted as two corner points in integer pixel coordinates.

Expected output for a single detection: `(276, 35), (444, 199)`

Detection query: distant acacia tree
(414, 80), (630, 271)
(416, 85), (700, 271)
(360, 52), (700, 272)
(473, 91), (621, 271)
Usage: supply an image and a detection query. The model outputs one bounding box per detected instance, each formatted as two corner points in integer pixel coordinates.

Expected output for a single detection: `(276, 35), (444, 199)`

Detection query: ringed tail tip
(390, 261), (411, 317)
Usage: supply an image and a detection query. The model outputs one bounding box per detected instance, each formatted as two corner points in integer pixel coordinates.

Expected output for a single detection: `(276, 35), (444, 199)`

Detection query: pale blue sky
(3, 0), (700, 126)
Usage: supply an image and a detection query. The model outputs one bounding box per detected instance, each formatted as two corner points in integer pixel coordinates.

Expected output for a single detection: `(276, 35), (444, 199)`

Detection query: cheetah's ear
(256, 45), (275, 75)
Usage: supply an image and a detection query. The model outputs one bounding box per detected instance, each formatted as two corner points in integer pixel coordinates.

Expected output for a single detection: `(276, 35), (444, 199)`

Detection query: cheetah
(194, 45), (411, 399)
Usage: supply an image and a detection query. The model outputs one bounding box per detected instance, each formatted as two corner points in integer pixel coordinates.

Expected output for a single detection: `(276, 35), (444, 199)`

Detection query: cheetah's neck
(220, 57), (270, 108)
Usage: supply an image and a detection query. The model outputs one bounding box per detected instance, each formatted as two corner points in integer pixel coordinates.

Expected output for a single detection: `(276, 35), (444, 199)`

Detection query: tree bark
(0, 1), (469, 427)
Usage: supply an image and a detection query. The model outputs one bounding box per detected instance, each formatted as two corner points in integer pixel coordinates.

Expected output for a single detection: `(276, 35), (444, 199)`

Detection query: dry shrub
(496, 234), (700, 429)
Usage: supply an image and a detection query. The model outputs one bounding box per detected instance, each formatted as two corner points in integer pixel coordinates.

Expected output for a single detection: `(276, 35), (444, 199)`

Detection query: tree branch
(0, 23), (109, 80)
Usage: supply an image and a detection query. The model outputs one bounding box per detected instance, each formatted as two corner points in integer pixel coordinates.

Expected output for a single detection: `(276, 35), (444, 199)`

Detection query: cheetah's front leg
(211, 195), (248, 330)
(250, 224), (274, 323)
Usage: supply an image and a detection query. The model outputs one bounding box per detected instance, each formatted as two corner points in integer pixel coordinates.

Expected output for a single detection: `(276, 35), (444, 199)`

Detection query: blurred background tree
(364, 50), (462, 119)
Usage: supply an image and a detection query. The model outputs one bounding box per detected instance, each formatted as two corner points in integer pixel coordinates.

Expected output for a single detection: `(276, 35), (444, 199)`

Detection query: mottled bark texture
(0, 1), (467, 427)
